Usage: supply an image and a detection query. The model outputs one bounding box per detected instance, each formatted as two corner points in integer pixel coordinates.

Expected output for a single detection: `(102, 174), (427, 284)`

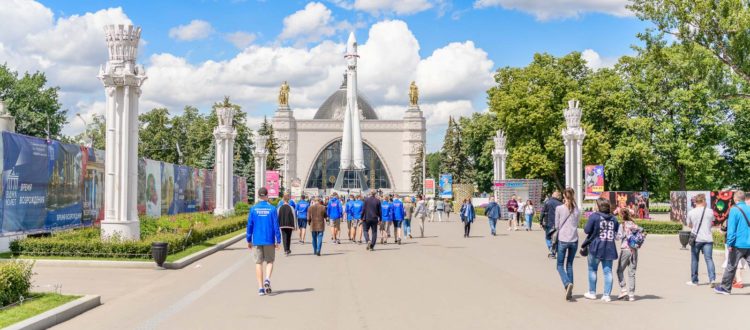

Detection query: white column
(253, 135), (269, 202)
(563, 99), (585, 206)
(213, 101), (237, 216)
(99, 24), (146, 241)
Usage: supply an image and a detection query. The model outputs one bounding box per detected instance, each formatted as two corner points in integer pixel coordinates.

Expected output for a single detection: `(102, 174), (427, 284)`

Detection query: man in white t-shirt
(686, 193), (716, 286)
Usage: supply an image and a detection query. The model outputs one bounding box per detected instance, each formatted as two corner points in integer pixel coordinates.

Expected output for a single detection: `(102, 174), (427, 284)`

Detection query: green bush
(577, 217), (682, 234)
(713, 230), (726, 249)
(475, 207), (486, 216)
(0, 260), (34, 306)
(10, 216), (246, 260)
(234, 202), (249, 215)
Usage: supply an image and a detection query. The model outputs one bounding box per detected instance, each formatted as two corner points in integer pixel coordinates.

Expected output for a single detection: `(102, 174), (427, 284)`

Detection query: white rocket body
(342, 32), (365, 170)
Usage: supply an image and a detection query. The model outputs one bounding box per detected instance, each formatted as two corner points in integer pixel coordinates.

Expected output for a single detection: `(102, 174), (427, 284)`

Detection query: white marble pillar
(492, 129), (507, 182)
(253, 135), (268, 203)
(98, 24), (146, 240)
(562, 100), (586, 208)
(213, 101), (237, 216)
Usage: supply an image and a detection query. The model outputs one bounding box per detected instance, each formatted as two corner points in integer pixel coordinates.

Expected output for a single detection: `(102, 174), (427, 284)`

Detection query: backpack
(627, 227), (646, 249)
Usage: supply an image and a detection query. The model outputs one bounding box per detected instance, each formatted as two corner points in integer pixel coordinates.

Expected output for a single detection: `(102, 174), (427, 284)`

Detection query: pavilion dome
(313, 76), (379, 120)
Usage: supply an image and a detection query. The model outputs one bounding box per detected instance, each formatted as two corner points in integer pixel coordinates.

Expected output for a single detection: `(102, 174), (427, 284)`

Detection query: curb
(17, 233), (244, 270)
(6, 294), (100, 330)
(163, 233), (244, 269)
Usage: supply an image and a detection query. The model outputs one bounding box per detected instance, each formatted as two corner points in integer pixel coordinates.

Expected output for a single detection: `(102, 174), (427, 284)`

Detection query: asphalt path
(31, 215), (748, 330)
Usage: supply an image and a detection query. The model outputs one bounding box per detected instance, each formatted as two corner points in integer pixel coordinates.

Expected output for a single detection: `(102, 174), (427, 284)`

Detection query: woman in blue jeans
(583, 197), (620, 302)
(555, 188), (580, 301)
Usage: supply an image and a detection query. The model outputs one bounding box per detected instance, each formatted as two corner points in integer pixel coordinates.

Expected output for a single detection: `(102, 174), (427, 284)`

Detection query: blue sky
(3, 0), (650, 151)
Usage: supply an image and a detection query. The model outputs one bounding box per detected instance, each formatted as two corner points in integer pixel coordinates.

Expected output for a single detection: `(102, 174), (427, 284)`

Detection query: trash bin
(151, 242), (169, 267)
(678, 230), (691, 250)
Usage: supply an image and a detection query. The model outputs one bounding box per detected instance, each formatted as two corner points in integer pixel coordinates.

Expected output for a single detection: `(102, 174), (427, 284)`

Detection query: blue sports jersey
(247, 200), (280, 245)
(296, 199), (310, 219)
(381, 201), (394, 221)
(349, 200), (364, 220)
(327, 197), (343, 220)
(392, 199), (405, 221)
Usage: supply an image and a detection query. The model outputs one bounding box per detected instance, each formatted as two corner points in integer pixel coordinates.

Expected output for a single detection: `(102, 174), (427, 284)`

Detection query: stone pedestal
(563, 100), (585, 208)
(402, 105), (426, 192)
(213, 102), (237, 216)
(272, 104), (296, 191)
(98, 24), (147, 240)
(253, 135), (269, 202)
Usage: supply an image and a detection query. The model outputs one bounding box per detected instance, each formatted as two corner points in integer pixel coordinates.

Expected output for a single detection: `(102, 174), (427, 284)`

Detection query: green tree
(725, 101), (750, 190)
(458, 113), (498, 192)
(139, 108), (176, 163)
(0, 64), (67, 139)
(171, 106), (212, 167)
(257, 116), (281, 171)
(439, 117), (470, 183)
(73, 114), (106, 149)
(411, 143), (425, 193)
(426, 152), (441, 181)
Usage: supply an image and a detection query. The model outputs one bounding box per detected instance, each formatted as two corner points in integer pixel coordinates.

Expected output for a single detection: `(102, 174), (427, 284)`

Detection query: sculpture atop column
(334, 32), (368, 192)
(278, 81), (290, 109)
(492, 129), (507, 182)
(409, 81), (419, 107)
(562, 99), (585, 208)
(98, 24), (147, 240)
(214, 97), (237, 216)
(253, 134), (269, 202)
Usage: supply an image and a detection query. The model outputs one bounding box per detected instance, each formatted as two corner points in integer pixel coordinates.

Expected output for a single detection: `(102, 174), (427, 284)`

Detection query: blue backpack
(627, 227), (646, 249)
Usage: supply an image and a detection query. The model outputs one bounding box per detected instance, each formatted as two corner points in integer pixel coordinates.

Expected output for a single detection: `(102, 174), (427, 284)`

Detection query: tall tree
(0, 64), (67, 139)
(257, 116), (281, 171)
(458, 113), (499, 193)
(440, 117), (470, 183)
(171, 106), (212, 167)
(426, 152), (441, 181)
(410, 143), (425, 193)
(139, 108), (176, 163)
(73, 114), (106, 149)
(725, 100), (750, 190)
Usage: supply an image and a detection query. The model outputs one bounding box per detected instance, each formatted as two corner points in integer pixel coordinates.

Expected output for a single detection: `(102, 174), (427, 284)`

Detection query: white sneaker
(583, 292), (597, 300)
(617, 290), (628, 300)
(686, 281), (698, 286)
(601, 295), (612, 302)
(628, 295), (635, 302)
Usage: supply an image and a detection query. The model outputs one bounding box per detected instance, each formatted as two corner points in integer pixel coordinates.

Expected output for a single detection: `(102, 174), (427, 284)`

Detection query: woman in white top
(524, 200), (535, 231)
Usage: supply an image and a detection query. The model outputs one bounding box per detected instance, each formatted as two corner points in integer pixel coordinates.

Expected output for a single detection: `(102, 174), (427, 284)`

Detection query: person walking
(363, 190), (382, 251)
(404, 196), (415, 239)
(516, 197), (525, 230)
(524, 200), (535, 231)
(506, 195), (519, 231)
(346, 194), (357, 242)
(445, 199), (453, 221)
(461, 198), (475, 237)
(485, 197), (501, 236)
(348, 194), (365, 244)
(583, 197), (620, 302)
(686, 193), (716, 287)
(555, 188), (580, 301)
(436, 198), (445, 222)
(308, 197), (327, 256)
(715, 191), (750, 295)
(615, 209), (642, 301)
(295, 195), (310, 244)
(427, 197), (436, 222)
(541, 191), (563, 258)
(327, 193), (343, 244)
(415, 195), (427, 238)
(380, 196), (394, 244)
(246, 187), (280, 296)
(392, 195), (406, 244)
(278, 193), (296, 256)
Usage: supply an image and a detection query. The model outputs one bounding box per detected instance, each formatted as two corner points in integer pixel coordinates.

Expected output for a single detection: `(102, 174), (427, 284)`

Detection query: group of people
(422, 197), (453, 222)
(483, 195), (535, 236)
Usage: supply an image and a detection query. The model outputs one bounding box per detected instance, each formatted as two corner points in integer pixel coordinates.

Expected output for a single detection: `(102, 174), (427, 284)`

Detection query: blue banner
(1, 132), (50, 234)
(439, 174), (453, 199)
(44, 141), (84, 230)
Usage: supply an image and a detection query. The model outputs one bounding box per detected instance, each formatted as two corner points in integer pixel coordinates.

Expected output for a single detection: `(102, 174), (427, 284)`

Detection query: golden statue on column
(278, 81), (290, 107)
(409, 81), (419, 106)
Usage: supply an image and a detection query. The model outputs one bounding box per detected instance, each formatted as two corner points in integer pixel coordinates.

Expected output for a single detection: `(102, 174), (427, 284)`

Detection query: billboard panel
(584, 165), (604, 200)
(265, 170), (280, 199)
(438, 174), (452, 199)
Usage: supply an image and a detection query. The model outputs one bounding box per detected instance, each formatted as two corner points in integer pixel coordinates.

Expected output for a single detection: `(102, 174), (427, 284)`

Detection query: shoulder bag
(688, 207), (706, 247)
(550, 211), (573, 252)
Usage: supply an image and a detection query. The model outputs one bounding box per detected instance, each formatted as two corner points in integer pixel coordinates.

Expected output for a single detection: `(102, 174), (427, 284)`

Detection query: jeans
(557, 241), (578, 288)
(720, 247), (750, 292)
(281, 228), (293, 253)
(404, 219), (412, 236)
(311, 231), (324, 254)
(488, 218), (497, 235)
(690, 242), (716, 284)
(525, 214), (533, 229)
(544, 227), (554, 253)
(363, 220), (378, 248)
(464, 222), (471, 236)
(588, 254), (614, 296)
(419, 215), (425, 237)
(617, 248), (638, 295)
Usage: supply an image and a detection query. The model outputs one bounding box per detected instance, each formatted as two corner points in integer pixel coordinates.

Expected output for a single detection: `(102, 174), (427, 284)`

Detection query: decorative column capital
(253, 134), (269, 156)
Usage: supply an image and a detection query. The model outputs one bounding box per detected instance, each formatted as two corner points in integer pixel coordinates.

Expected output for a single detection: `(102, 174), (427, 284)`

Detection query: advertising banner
(290, 178), (302, 200)
(82, 147), (105, 226)
(1, 132), (50, 234)
(265, 170), (280, 199)
(493, 179), (544, 218)
(601, 191), (650, 219)
(143, 159), (162, 217)
(44, 141), (84, 230)
(711, 191), (735, 226)
(669, 191), (687, 224)
(173, 165), (190, 214)
(438, 174), (452, 199)
(584, 165), (604, 200)
(161, 163), (175, 215)
(424, 178), (435, 198)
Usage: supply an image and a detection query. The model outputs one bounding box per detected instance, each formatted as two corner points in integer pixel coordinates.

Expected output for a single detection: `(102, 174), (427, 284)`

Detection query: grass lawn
(0, 293), (80, 328)
(0, 230), (244, 263)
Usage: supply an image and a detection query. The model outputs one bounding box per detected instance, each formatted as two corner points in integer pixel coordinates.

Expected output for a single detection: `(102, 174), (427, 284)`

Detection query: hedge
(577, 217), (682, 234)
(0, 260), (33, 307)
(9, 216), (246, 259)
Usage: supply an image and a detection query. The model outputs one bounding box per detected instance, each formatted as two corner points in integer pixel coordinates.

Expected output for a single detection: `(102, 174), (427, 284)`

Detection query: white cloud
(416, 41), (494, 101)
(62, 99), (106, 137)
(581, 49), (617, 70)
(168, 19), (214, 41)
(334, 0), (434, 15)
(420, 100), (475, 127)
(225, 31), (257, 49)
(280, 2), (336, 43)
(473, 0), (632, 20)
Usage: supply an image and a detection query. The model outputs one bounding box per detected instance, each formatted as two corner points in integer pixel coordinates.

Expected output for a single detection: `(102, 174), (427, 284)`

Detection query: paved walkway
(32, 215), (747, 330)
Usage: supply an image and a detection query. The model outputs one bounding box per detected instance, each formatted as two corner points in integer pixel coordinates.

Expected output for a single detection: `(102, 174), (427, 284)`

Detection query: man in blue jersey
(345, 194), (356, 242)
(380, 195), (394, 244)
(247, 187), (280, 296)
(296, 195), (310, 244)
(327, 192), (344, 244)
(348, 194), (365, 243)
(392, 195), (406, 245)
(277, 192), (297, 211)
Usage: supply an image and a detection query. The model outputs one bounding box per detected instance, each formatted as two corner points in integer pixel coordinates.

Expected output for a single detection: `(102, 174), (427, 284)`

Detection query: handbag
(688, 207), (706, 247)
(550, 212), (573, 251)
(580, 214), (601, 257)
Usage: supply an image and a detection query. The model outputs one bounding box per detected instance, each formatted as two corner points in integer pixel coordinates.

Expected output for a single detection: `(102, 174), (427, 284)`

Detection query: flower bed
(9, 212), (247, 260)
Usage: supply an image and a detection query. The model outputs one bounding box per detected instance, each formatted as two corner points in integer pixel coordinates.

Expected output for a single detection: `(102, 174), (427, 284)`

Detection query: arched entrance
(305, 139), (391, 190)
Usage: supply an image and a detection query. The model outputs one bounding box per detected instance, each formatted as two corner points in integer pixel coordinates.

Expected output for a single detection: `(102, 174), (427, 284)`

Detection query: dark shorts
(297, 218), (307, 229)
(393, 220), (403, 228)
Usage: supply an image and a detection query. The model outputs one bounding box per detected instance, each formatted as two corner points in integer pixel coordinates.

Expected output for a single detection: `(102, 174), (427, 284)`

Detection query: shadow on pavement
(635, 295), (663, 300)
(271, 288), (314, 295)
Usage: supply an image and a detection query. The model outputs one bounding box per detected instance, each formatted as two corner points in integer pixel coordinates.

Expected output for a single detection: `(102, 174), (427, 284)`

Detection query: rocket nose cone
(346, 32), (356, 53)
